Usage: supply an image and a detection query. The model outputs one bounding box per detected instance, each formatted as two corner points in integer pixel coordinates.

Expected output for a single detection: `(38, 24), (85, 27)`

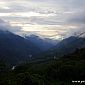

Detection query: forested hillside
(0, 48), (85, 85)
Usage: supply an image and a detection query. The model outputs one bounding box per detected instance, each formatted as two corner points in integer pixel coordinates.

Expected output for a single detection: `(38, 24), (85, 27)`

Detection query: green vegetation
(0, 48), (85, 85)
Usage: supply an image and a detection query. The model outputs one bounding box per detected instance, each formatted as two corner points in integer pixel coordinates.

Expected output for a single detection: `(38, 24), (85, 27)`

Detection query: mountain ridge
(43, 36), (85, 58)
(25, 34), (59, 51)
(0, 30), (41, 65)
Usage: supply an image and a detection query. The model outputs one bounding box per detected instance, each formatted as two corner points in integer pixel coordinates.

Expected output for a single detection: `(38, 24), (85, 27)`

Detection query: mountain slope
(55, 36), (85, 55)
(25, 35), (59, 51)
(43, 36), (85, 58)
(0, 30), (41, 65)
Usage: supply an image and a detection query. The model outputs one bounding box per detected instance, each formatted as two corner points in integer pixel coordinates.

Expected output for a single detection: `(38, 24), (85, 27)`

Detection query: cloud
(0, 0), (85, 39)
(66, 10), (85, 34)
(0, 19), (21, 33)
(68, 12), (85, 24)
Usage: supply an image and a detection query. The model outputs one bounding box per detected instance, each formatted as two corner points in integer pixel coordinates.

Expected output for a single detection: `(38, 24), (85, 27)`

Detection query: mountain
(55, 36), (85, 55)
(0, 30), (41, 65)
(44, 36), (85, 58)
(25, 35), (59, 51)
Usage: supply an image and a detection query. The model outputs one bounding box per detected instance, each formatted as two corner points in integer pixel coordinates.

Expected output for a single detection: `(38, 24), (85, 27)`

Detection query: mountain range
(0, 29), (85, 65)
(44, 35), (85, 58)
(0, 30), (41, 65)
(25, 34), (59, 51)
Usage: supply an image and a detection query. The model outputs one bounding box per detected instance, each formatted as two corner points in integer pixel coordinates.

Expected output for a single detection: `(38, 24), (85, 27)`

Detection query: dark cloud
(66, 10), (85, 35)
(68, 12), (85, 24)
(0, 19), (21, 33)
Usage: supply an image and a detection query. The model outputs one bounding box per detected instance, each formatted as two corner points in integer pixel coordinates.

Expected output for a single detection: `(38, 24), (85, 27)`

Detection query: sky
(0, 0), (85, 39)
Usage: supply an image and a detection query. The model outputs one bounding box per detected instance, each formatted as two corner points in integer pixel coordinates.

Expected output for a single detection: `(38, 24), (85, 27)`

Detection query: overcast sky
(0, 0), (85, 39)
